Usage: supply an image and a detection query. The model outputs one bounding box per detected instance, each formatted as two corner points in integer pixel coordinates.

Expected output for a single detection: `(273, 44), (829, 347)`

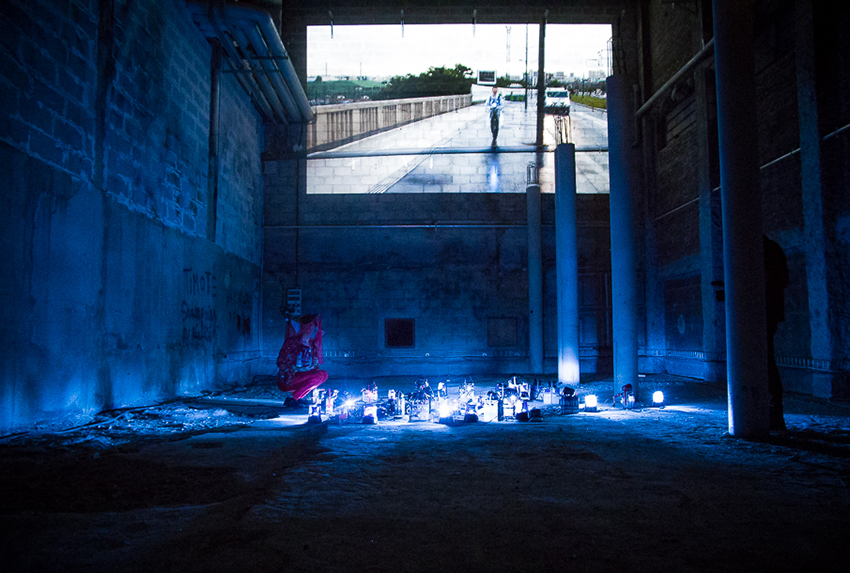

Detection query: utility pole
(525, 24), (529, 111)
(536, 12), (547, 147)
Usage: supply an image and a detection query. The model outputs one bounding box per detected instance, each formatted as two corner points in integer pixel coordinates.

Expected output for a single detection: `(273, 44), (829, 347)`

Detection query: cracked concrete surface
(2, 374), (849, 572)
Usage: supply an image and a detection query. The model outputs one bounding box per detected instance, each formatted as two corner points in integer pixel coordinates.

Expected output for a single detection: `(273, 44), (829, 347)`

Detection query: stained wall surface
(639, 0), (850, 397)
(262, 169), (613, 379)
(0, 0), (264, 431)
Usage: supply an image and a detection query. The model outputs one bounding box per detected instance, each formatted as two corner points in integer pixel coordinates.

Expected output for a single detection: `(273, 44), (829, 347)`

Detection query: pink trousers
(277, 369), (329, 400)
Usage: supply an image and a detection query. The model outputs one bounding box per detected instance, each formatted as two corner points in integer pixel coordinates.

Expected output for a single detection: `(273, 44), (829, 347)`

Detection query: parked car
(544, 88), (571, 115)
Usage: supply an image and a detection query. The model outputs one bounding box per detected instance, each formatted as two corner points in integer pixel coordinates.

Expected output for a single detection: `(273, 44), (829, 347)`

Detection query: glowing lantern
(585, 394), (598, 412)
(652, 391), (665, 407)
(437, 399), (455, 425)
(439, 401), (452, 419)
(362, 404), (378, 424)
(463, 401), (479, 423)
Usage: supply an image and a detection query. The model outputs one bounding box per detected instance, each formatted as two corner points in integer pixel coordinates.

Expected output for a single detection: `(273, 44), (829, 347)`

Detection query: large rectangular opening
(306, 23), (612, 194)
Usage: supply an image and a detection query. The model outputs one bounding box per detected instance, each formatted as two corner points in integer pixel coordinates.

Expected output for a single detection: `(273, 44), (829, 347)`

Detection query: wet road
(307, 98), (608, 194)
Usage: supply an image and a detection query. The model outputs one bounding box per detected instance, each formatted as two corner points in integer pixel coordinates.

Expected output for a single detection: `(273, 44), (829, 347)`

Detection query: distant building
(478, 70), (497, 85)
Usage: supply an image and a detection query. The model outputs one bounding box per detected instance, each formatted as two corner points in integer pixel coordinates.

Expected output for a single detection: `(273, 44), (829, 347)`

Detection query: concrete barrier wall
(262, 162), (614, 379)
(307, 94), (472, 151)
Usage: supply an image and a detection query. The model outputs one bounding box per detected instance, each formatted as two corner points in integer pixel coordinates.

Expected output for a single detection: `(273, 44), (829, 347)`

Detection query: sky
(307, 23), (612, 80)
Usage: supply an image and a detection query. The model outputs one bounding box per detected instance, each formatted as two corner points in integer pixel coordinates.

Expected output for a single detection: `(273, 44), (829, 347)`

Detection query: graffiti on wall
(228, 287), (253, 337)
(182, 268), (216, 343)
(180, 268), (255, 342)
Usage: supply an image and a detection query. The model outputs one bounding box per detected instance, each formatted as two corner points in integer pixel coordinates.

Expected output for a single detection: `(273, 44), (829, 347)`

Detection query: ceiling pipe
(187, 1), (314, 124)
(231, 27), (289, 121)
(241, 25), (305, 121)
(197, 3), (277, 120)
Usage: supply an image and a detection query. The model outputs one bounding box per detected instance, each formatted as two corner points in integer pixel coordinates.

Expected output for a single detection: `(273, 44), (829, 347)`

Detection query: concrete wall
(638, 0), (850, 397)
(262, 160), (612, 379)
(307, 94), (472, 151)
(0, 0), (265, 431)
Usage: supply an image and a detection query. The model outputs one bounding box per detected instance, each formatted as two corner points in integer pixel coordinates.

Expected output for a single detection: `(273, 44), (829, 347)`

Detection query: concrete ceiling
(261, 1), (629, 25)
(233, 0), (637, 87)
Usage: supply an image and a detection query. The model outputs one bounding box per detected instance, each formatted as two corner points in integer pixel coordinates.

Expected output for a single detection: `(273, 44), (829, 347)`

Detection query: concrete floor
(1, 375), (849, 572)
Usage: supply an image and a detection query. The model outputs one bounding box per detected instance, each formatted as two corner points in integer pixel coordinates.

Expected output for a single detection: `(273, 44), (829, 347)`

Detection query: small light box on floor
(307, 404), (323, 424)
(652, 391), (665, 408)
(362, 404), (377, 424)
(584, 394), (598, 412)
(438, 400), (454, 424)
(439, 401), (452, 419)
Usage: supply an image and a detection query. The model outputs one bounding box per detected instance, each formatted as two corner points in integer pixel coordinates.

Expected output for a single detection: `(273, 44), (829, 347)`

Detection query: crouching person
(276, 314), (328, 401)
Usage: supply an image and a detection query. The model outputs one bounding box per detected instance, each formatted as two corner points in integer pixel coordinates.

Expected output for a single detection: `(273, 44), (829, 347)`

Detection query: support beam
(712, 0), (768, 439)
(636, 39), (714, 118)
(607, 75), (639, 402)
(555, 144), (580, 386)
(527, 166), (543, 374)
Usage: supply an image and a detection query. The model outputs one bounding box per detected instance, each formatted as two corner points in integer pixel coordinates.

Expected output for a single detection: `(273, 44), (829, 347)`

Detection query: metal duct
(187, 1), (314, 124)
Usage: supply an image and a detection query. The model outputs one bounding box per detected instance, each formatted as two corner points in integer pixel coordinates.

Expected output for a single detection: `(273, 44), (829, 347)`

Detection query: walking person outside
(486, 86), (502, 147)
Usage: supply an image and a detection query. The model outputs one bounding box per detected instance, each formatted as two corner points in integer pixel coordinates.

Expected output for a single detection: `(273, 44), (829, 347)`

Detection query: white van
(544, 88), (571, 115)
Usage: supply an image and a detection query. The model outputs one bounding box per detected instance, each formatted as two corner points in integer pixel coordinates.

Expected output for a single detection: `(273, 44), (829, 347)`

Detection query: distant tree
(315, 76), (322, 82)
(375, 64), (474, 100)
(568, 78), (606, 97)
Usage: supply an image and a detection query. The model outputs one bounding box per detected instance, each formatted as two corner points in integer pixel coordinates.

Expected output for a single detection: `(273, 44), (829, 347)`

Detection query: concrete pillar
(527, 166), (544, 373)
(555, 144), (580, 386)
(712, 0), (768, 439)
(607, 75), (640, 400)
(796, 0), (834, 398)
